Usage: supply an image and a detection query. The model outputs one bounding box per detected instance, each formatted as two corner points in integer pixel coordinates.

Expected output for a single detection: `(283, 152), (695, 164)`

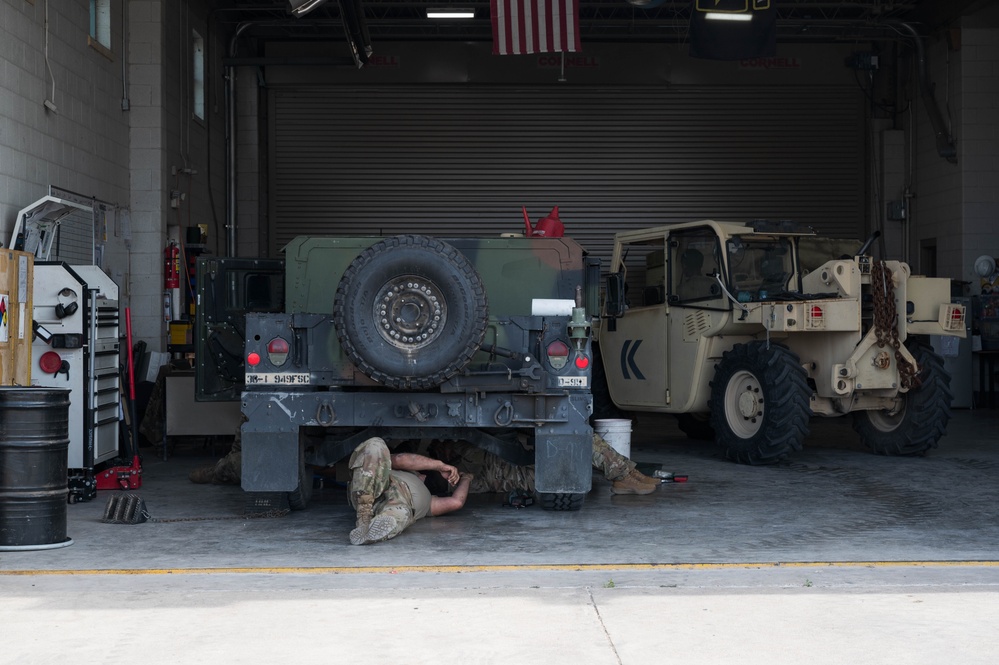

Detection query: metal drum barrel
(0, 387), (73, 550)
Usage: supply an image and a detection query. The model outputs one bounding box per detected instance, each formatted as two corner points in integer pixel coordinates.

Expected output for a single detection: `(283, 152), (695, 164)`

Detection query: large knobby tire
(851, 339), (952, 456)
(708, 342), (812, 465)
(333, 235), (489, 390)
(539, 492), (585, 511)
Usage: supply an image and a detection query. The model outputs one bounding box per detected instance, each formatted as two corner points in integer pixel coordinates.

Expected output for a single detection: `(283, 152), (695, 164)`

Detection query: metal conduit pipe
(224, 21), (255, 258)
(899, 21), (958, 164)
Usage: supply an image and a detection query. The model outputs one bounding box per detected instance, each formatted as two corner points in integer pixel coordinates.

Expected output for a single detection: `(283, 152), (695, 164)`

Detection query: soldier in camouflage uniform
(427, 433), (657, 495)
(349, 437), (472, 546)
(188, 415), (244, 485)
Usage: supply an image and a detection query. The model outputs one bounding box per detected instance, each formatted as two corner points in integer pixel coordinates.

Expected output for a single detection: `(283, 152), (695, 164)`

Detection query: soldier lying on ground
(420, 434), (658, 496)
(190, 432), (656, 496)
(347, 436), (472, 545)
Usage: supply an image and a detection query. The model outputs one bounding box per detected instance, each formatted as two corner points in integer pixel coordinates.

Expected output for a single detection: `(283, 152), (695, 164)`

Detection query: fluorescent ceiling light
(427, 9), (475, 19)
(705, 12), (753, 22)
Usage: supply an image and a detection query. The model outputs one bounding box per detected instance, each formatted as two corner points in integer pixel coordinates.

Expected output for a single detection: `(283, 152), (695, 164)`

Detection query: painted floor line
(2, 560), (998, 576)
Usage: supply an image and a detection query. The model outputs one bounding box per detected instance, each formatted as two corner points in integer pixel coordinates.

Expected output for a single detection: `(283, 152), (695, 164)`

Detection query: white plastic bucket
(594, 418), (632, 459)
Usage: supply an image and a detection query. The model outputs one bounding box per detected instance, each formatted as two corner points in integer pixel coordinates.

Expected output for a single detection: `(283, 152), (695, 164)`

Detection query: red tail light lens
(267, 337), (290, 365)
(247, 352), (261, 366)
(574, 355), (590, 370)
(547, 340), (570, 369)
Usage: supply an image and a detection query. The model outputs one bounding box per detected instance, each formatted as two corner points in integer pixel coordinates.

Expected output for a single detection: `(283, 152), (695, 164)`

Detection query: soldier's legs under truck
(348, 437), (425, 545)
(430, 434), (656, 495)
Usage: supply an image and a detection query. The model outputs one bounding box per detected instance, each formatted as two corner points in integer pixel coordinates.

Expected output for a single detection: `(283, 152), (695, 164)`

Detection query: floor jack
(95, 308), (143, 494)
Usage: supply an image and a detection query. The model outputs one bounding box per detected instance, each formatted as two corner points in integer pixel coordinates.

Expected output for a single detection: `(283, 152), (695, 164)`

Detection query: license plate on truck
(558, 376), (588, 387)
(245, 373), (311, 385)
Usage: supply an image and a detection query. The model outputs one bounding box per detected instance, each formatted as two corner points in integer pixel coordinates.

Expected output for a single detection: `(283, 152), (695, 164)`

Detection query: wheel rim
(373, 275), (446, 350)
(724, 369), (765, 438)
(866, 397), (906, 433)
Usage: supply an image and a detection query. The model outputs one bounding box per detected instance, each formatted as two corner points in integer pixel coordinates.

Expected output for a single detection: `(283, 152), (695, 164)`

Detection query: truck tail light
(574, 354), (590, 370)
(807, 305), (825, 329)
(247, 352), (261, 366)
(940, 304), (966, 331)
(267, 337), (290, 365)
(546, 340), (569, 369)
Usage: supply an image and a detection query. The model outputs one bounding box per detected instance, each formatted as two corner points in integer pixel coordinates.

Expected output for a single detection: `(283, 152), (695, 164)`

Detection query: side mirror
(605, 272), (626, 318)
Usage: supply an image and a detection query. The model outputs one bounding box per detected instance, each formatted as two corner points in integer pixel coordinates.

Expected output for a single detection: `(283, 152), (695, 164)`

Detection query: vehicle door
(195, 257), (285, 401)
(666, 228), (728, 410)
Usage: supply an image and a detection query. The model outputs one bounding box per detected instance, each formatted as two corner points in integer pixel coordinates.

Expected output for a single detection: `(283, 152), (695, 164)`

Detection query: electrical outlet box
(847, 52), (879, 70)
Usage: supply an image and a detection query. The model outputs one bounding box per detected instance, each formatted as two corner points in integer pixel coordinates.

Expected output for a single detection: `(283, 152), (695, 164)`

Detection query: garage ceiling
(214, 0), (994, 49)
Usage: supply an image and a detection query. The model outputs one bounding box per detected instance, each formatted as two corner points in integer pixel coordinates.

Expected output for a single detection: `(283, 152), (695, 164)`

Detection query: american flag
(490, 0), (581, 56)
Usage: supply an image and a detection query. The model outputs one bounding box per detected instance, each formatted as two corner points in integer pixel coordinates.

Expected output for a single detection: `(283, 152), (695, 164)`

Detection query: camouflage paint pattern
(280, 235), (590, 374)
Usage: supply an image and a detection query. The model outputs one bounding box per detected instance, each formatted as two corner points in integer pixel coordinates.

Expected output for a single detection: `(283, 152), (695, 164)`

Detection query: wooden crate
(0, 250), (34, 385)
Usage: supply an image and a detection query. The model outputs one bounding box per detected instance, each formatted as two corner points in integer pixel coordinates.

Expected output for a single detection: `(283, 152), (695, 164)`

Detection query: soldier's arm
(390, 452), (459, 485)
(430, 473), (472, 517)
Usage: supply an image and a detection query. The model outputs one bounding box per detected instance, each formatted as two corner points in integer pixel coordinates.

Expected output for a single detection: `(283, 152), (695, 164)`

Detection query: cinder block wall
(0, 0), (129, 257)
(129, 0), (225, 347)
(0, 0), (228, 351)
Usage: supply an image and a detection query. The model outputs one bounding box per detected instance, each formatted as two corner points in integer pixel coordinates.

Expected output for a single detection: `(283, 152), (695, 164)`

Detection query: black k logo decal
(620, 340), (645, 380)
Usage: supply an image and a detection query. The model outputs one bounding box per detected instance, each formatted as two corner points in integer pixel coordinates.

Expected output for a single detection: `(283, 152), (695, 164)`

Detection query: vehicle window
(672, 232), (721, 302)
(227, 270), (285, 312)
(726, 237), (794, 301)
(615, 238), (667, 307)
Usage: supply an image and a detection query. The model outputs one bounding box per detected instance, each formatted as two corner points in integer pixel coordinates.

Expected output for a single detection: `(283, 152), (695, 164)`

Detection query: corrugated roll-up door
(269, 85), (864, 268)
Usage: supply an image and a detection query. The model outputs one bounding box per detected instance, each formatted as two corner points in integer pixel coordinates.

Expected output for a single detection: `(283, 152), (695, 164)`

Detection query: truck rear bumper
(240, 390), (593, 494)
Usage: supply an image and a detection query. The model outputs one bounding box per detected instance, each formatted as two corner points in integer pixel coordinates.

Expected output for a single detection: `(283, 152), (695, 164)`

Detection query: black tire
(675, 413), (715, 441)
(539, 492), (585, 511)
(333, 235), (489, 390)
(287, 442), (313, 511)
(708, 341), (811, 465)
(851, 339), (952, 456)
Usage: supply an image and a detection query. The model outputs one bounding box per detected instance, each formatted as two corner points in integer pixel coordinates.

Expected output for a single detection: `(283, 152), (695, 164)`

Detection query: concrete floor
(2, 409), (998, 663)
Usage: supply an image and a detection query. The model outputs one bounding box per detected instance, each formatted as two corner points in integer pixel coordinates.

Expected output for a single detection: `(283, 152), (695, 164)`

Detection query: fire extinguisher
(164, 242), (180, 289)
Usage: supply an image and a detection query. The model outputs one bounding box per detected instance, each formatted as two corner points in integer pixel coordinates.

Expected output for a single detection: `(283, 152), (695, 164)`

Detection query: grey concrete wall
(911, 15), (999, 288)
(127, 0), (168, 345)
(911, 31), (963, 280)
(0, 0), (129, 268)
(1, 0), (227, 351)
(959, 23), (999, 292)
(129, 0), (226, 347)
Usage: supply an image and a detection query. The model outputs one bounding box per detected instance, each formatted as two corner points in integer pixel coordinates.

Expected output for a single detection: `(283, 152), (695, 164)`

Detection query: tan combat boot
(188, 465), (217, 484)
(349, 495), (375, 545)
(627, 469), (659, 487)
(611, 473), (657, 495)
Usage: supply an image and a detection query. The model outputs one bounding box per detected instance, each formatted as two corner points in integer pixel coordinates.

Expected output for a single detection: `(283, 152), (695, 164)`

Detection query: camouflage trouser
(590, 433), (635, 482)
(429, 433), (636, 494)
(209, 414), (244, 485)
(348, 437), (416, 541)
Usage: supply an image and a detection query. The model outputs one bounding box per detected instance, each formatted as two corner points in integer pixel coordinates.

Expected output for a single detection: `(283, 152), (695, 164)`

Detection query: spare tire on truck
(333, 234), (489, 390)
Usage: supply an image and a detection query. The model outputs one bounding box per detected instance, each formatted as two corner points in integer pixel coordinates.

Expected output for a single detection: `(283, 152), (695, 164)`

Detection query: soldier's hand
(440, 463), (460, 485)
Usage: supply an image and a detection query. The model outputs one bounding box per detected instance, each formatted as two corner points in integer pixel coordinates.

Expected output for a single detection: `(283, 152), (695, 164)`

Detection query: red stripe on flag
(491, 0), (580, 56)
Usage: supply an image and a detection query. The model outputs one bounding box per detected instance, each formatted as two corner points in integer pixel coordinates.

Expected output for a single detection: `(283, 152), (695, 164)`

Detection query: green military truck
(197, 234), (600, 511)
(595, 219), (967, 464)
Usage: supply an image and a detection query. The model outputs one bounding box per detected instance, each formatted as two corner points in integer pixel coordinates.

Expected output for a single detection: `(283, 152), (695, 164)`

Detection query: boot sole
(363, 515), (397, 544)
(611, 485), (656, 495)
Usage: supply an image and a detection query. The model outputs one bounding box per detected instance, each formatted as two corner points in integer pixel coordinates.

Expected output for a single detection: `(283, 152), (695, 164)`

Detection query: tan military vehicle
(595, 219), (967, 464)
